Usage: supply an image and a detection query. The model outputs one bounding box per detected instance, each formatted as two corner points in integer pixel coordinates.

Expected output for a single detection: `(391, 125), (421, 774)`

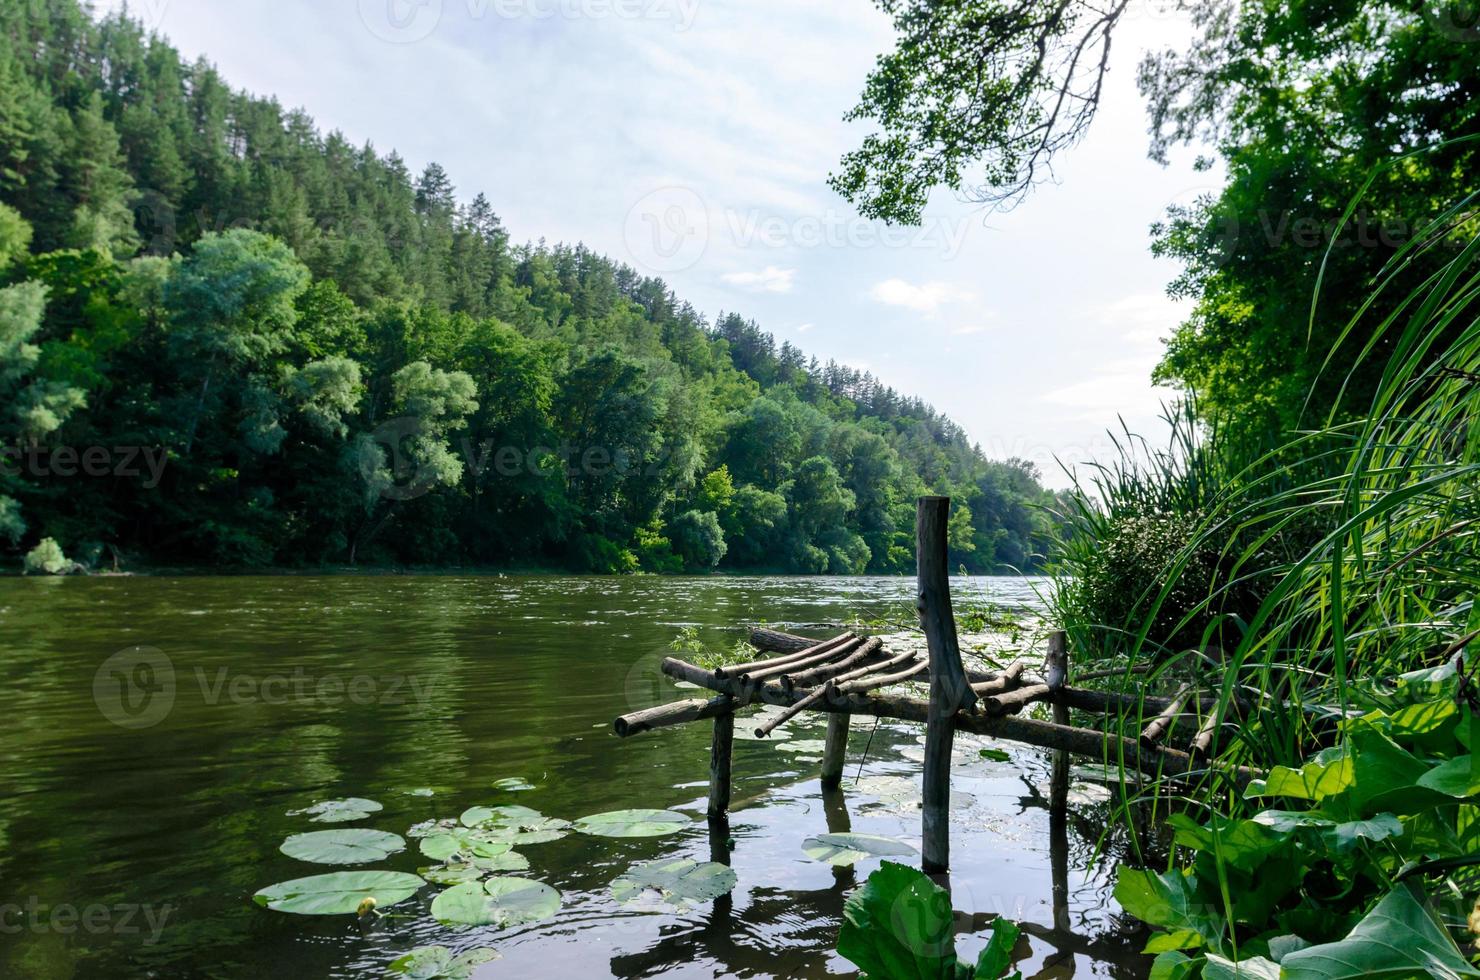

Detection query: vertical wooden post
(917, 496), (978, 875)
(1047, 630), (1071, 931)
(707, 713), (734, 819)
(820, 713), (849, 789)
(1046, 630), (1069, 727)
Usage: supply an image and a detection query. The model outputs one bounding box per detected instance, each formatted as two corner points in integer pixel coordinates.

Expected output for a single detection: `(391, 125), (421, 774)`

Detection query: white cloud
(722, 265), (797, 293)
(797, 322), (815, 332)
(869, 278), (975, 313)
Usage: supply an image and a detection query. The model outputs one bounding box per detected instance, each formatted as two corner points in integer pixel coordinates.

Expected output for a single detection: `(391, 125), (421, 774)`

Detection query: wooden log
(972, 662), (1025, 696)
(751, 625), (1007, 686)
(613, 696), (737, 737)
(756, 648), (919, 737)
(740, 635), (865, 686)
(783, 637), (885, 691)
(834, 659), (928, 695)
(1191, 709), (1220, 760)
(708, 713), (734, 818)
(1047, 632), (1070, 728)
(717, 631), (855, 679)
(983, 683), (1052, 716)
(918, 496), (974, 875)
(659, 655), (1260, 785)
(1139, 683), (1194, 748)
(821, 713), (849, 789)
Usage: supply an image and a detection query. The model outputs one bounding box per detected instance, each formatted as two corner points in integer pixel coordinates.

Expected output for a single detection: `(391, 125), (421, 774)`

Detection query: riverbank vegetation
(0, 1), (1060, 575)
(837, 0), (1480, 974)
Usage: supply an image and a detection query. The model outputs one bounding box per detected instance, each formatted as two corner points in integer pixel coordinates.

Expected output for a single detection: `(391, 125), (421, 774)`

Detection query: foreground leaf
(1280, 882), (1480, 979)
(430, 877), (561, 927)
(419, 852), (530, 884)
(287, 797), (383, 823)
(610, 858), (738, 908)
(280, 829), (405, 865)
(388, 945), (500, 978)
(253, 870), (423, 915)
(460, 805), (571, 844)
(802, 832), (917, 866)
(972, 917), (1021, 978)
(419, 828), (513, 862)
(572, 808), (690, 838)
(836, 861), (958, 980)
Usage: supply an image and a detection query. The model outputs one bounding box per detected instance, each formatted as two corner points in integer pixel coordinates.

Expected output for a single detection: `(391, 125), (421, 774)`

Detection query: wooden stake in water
(821, 713), (849, 789)
(708, 713), (734, 818)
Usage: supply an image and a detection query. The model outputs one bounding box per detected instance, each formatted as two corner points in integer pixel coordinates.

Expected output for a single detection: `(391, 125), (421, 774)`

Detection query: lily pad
(419, 851), (530, 884)
(803, 833), (917, 866)
(776, 739), (829, 753)
(287, 797), (383, 823)
(253, 870), (424, 915)
(491, 777), (535, 792)
(420, 828), (515, 862)
(402, 787), (437, 798)
(430, 876), (562, 927)
(388, 945), (500, 978)
(573, 808), (691, 838)
(280, 829), (405, 865)
(408, 818), (458, 839)
(611, 858), (738, 908)
(460, 805), (571, 845)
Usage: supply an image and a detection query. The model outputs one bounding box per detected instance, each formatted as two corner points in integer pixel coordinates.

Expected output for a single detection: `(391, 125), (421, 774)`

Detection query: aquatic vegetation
(801, 833), (916, 867)
(459, 805), (571, 845)
(430, 877), (562, 927)
(279, 829), (405, 865)
(287, 798), (383, 823)
(836, 862), (1022, 979)
(253, 871), (425, 915)
(490, 778), (535, 792)
(419, 852), (530, 884)
(417, 829), (512, 862)
(387, 945), (500, 978)
(610, 858), (738, 908)
(572, 808), (691, 838)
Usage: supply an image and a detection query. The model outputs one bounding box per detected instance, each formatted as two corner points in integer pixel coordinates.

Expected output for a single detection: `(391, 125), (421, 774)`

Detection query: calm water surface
(0, 575), (1151, 978)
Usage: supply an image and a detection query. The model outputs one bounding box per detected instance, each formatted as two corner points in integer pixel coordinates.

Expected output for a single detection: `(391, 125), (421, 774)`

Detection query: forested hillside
(0, 1), (1057, 573)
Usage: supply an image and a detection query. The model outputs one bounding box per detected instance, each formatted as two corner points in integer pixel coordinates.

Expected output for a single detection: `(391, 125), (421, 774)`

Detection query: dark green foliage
(0, 1), (1060, 573)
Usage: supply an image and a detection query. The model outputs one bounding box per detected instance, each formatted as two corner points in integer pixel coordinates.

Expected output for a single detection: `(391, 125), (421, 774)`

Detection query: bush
(23, 537), (74, 575)
(669, 510), (726, 572)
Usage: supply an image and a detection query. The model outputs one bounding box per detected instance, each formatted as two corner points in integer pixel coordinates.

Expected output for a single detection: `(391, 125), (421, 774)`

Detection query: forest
(0, 0), (1059, 574)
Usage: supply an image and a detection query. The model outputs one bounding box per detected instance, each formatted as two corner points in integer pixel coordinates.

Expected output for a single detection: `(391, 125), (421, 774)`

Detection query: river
(0, 575), (1149, 978)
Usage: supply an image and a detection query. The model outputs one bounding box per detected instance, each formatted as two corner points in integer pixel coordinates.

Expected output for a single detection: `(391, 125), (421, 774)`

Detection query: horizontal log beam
(613, 696), (737, 737)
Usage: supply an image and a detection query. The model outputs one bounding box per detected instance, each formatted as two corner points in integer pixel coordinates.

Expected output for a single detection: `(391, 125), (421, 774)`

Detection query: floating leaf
(610, 858), (738, 908)
(419, 852), (530, 885)
(287, 797), (383, 823)
(253, 870), (424, 915)
(280, 829), (405, 865)
(491, 777), (535, 792)
(979, 748), (1012, 763)
(460, 805), (571, 845)
(802, 833), (917, 866)
(776, 739), (828, 753)
(419, 828), (513, 862)
(388, 945), (500, 978)
(430, 877), (562, 927)
(573, 808), (691, 838)
(403, 787), (437, 798)
(409, 818), (458, 839)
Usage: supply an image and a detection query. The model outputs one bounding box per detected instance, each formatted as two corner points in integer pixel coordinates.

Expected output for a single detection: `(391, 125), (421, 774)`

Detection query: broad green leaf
(1245, 747), (1353, 802)
(280, 829), (405, 865)
(1149, 951), (1198, 980)
(430, 876), (561, 927)
(776, 739), (829, 754)
(978, 748), (1011, 763)
(610, 858), (738, 907)
(287, 797), (383, 823)
(460, 805), (571, 844)
(253, 870), (423, 915)
(419, 852), (529, 884)
(972, 917), (1021, 979)
(408, 818), (458, 839)
(491, 777), (535, 792)
(802, 832), (917, 866)
(1113, 869), (1221, 949)
(402, 787), (436, 798)
(836, 860), (959, 980)
(1143, 929), (1205, 953)
(419, 828), (513, 862)
(1416, 755), (1480, 798)
(572, 808), (690, 838)
(1170, 813), (1286, 872)
(388, 945), (500, 978)
(1281, 882), (1480, 979)
(1203, 954), (1280, 980)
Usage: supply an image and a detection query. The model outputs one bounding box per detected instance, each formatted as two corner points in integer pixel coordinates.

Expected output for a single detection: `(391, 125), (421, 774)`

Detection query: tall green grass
(1051, 170), (1480, 777)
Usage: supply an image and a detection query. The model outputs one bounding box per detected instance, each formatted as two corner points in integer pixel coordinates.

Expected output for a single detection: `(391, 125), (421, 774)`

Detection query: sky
(103, 0), (1216, 489)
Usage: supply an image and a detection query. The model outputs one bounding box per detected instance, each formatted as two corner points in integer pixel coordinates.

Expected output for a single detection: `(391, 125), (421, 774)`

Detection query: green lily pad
(419, 828), (513, 862)
(460, 805), (571, 845)
(287, 797), (383, 823)
(280, 829), (405, 865)
(408, 818), (458, 839)
(403, 787), (436, 798)
(572, 808), (691, 838)
(430, 877), (562, 927)
(491, 777), (535, 792)
(776, 739), (828, 753)
(419, 851), (530, 884)
(802, 833), (917, 866)
(611, 858), (738, 908)
(388, 945), (500, 978)
(253, 870), (424, 915)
